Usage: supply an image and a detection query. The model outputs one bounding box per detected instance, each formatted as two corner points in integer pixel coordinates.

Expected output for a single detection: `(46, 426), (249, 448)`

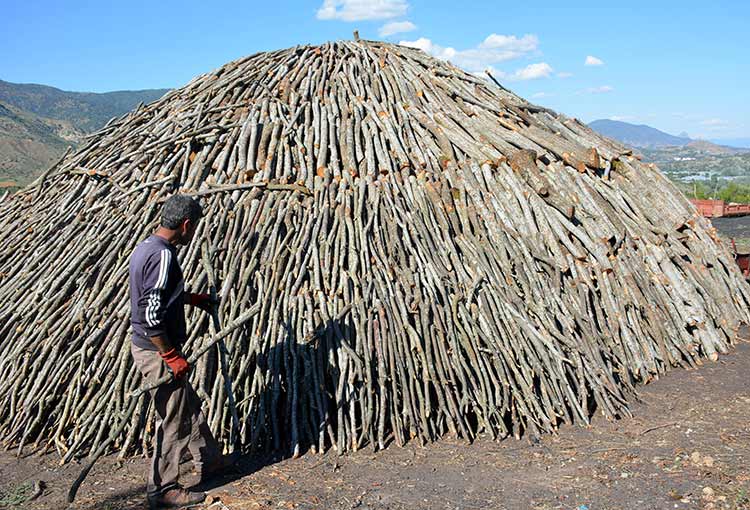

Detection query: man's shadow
(191, 310), (366, 492)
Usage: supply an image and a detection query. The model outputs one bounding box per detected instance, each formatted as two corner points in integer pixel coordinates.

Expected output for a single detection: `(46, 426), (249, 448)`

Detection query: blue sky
(2, 0), (748, 139)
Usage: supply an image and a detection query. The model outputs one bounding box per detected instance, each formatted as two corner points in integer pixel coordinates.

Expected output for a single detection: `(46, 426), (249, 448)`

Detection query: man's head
(160, 195), (203, 245)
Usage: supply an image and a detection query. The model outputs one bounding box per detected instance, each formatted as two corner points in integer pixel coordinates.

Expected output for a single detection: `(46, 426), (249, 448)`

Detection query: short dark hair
(161, 195), (203, 229)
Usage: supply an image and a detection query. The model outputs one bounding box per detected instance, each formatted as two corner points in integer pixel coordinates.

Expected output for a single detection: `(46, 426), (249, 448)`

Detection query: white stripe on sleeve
(145, 249), (171, 327)
(156, 249), (171, 290)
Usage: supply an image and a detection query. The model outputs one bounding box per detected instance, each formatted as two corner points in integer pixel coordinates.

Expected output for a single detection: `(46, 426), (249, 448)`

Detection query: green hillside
(0, 80), (171, 187)
(0, 101), (79, 186)
(0, 80), (169, 132)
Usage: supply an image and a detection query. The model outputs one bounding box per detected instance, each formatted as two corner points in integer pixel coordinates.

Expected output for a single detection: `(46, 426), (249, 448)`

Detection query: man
(129, 194), (235, 508)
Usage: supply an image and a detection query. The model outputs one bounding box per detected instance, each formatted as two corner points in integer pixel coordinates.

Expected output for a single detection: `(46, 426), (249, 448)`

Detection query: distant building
(691, 199), (750, 218)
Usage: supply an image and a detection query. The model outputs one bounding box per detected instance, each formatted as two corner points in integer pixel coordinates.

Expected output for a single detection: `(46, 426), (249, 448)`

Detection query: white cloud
(317, 0), (408, 21)
(699, 119), (732, 132)
(459, 63), (553, 82)
(557, 71), (573, 78)
(532, 92), (553, 99)
(585, 55), (604, 66)
(481, 34), (538, 52)
(378, 20), (417, 37)
(399, 33), (539, 72)
(701, 118), (728, 127)
(400, 37), (442, 53)
(583, 85), (614, 94)
(510, 62), (553, 80)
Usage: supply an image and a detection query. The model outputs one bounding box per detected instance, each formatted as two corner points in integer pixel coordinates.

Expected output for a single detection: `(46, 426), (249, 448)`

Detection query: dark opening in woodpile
(1, 40), (748, 464)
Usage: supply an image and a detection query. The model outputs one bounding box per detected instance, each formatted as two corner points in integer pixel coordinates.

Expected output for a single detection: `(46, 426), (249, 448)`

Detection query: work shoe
(198, 451), (241, 484)
(147, 487), (206, 509)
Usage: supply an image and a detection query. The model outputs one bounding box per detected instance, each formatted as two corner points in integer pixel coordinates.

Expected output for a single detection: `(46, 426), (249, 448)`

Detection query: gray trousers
(131, 344), (221, 496)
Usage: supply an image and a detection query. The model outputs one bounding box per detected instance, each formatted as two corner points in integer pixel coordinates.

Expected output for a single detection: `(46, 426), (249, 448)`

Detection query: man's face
(178, 218), (198, 245)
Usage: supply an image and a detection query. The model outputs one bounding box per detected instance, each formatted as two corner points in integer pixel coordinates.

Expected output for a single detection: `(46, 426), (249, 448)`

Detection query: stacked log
(0, 39), (748, 463)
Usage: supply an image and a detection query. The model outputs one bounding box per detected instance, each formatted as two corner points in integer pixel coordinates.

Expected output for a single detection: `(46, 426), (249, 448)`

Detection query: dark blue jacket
(129, 234), (187, 350)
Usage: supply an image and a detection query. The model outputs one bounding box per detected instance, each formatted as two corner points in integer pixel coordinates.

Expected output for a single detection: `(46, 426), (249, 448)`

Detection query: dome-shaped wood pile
(1, 40), (748, 461)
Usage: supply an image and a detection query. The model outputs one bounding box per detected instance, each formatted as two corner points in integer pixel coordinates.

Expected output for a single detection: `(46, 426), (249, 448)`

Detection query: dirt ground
(3, 338), (750, 510)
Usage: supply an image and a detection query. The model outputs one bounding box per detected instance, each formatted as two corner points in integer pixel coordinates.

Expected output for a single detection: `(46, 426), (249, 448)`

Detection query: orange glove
(160, 348), (190, 379)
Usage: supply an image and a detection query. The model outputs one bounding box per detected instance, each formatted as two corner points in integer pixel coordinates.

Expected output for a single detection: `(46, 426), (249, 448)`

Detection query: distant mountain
(588, 118), (749, 158)
(0, 101), (83, 187)
(0, 79), (169, 132)
(0, 80), (171, 186)
(588, 119), (692, 148)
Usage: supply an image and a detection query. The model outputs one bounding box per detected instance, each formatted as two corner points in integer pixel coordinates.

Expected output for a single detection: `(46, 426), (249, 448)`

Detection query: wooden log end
(587, 147), (602, 170)
(509, 149), (537, 173)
